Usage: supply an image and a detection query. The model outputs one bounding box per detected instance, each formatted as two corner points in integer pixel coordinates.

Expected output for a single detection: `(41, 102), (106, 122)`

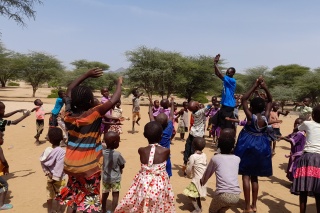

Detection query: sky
(1, 0), (320, 73)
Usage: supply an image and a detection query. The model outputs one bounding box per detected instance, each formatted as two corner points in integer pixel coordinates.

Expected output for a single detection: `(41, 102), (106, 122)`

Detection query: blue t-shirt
(51, 97), (64, 115)
(221, 75), (236, 107)
(159, 120), (173, 177)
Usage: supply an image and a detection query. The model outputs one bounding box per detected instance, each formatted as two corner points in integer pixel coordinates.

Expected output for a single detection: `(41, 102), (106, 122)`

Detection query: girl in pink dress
(115, 121), (175, 213)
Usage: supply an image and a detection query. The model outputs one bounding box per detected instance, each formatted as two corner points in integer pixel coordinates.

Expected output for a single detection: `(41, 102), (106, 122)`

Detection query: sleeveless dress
(234, 114), (272, 177)
(114, 144), (175, 213)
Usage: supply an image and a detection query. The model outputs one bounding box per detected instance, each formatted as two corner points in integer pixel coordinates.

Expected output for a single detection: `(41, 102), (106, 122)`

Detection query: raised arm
(241, 79), (261, 121)
(169, 97), (174, 121)
(11, 111), (30, 125)
(213, 54), (223, 80)
(259, 81), (273, 119)
(3, 109), (25, 118)
(66, 68), (103, 97)
(96, 77), (122, 116)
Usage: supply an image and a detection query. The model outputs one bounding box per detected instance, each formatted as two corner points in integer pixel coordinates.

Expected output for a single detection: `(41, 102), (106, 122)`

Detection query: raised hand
(213, 54), (220, 64)
(23, 110), (31, 116)
(117, 76), (123, 85)
(86, 68), (104, 78)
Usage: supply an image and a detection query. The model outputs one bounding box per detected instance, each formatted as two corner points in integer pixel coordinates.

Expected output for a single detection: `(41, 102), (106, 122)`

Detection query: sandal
(0, 204), (13, 210)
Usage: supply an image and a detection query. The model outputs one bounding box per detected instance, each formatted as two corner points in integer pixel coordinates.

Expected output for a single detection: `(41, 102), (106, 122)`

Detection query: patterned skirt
(183, 182), (199, 198)
(291, 152), (320, 195)
(56, 172), (101, 212)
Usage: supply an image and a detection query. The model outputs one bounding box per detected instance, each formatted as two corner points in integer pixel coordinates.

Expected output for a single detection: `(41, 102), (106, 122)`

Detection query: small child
(31, 99), (50, 144)
(0, 132), (12, 210)
(57, 110), (68, 145)
(153, 99), (171, 118)
(294, 97), (313, 120)
(0, 102), (31, 132)
(40, 127), (66, 213)
(279, 118), (306, 181)
(115, 121), (175, 212)
(100, 87), (112, 133)
(269, 101), (289, 155)
(207, 101), (221, 143)
(177, 101), (189, 141)
(201, 128), (241, 213)
(152, 100), (160, 114)
(291, 105), (320, 213)
(183, 101), (212, 172)
(108, 100), (129, 135)
(183, 137), (207, 213)
(233, 77), (273, 213)
(132, 89), (143, 133)
(102, 132), (125, 213)
(149, 98), (174, 177)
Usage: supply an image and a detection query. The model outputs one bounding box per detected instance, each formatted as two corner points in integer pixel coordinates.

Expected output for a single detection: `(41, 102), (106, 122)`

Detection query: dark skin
(272, 102), (289, 117)
(102, 132), (123, 213)
(279, 118), (303, 142)
(3, 109), (26, 118)
(100, 88), (109, 99)
(139, 144), (170, 165)
(65, 68), (122, 213)
(241, 77), (273, 213)
(149, 97), (174, 123)
(65, 68), (122, 117)
(213, 54), (235, 80)
(0, 132), (9, 208)
(0, 106), (31, 124)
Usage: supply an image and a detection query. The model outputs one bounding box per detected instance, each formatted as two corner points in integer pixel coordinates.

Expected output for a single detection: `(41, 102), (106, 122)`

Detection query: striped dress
(57, 107), (103, 213)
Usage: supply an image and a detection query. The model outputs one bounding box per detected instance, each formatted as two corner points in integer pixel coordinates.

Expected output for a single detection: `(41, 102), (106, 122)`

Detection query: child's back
(102, 148), (125, 183)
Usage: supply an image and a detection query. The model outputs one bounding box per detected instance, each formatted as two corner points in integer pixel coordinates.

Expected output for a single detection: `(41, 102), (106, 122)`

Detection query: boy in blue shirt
(212, 54), (237, 129)
(46, 90), (65, 140)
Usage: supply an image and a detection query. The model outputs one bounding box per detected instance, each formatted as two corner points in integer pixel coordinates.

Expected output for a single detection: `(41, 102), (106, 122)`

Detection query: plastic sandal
(0, 204), (13, 210)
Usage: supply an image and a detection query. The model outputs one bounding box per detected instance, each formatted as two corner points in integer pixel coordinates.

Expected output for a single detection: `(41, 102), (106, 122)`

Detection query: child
(153, 99), (171, 118)
(56, 68), (122, 213)
(233, 77), (273, 213)
(100, 87), (112, 134)
(208, 101), (221, 143)
(269, 101), (289, 155)
(152, 100), (160, 114)
(294, 97), (313, 120)
(0, 132), (12, 210)
(0, 102), (31, 132)
(31, 99), (50, 144)
(183, 101), (212, 172)
(132, 88), (143, 134)
(57, 109), (68, 144)
(149, 97), (174, 177)
(114, 121), (175, 212)
(201, 128), (241, 213)
(183, 137), (207, 213)
(212, 54), (237, 130)
(101, 131), (125, 213)
(291, 105), (320, 213)
(177, 101), (189, 141)
(108, 100), (129, 134)
(40, 127), (66, 213)
(279, 118), (306, 181)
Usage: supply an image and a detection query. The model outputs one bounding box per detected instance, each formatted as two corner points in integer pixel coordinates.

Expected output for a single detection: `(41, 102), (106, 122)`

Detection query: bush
(8, 82), (20, 87)
(193, 93), (209, 104)
(47, 89), (59, 98)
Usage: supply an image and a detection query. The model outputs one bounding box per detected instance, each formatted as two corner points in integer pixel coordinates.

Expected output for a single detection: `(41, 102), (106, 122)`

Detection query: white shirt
(298, 121), (320, 154)
(190, 108), (207, 137)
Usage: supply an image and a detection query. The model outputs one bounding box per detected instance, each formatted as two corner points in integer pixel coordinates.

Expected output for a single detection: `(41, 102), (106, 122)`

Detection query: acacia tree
(0, 0), (42, 26)
(0, 43), (17, 87)
(19, 52), (64, 97)
(270, 64), (310, 87)
(294, 69), (320, 105)
(271, 85), (297, 111)
(126, 46), (164, 101)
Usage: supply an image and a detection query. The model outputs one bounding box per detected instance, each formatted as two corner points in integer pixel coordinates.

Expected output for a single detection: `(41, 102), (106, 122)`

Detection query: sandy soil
(0, 85), (317, 213)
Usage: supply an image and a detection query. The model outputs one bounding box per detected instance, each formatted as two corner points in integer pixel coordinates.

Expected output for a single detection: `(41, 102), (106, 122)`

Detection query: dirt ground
(0, 84), (317, 212)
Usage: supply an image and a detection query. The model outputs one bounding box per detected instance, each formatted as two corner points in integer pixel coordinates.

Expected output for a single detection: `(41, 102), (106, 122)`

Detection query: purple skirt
(291, 152), (320, 195)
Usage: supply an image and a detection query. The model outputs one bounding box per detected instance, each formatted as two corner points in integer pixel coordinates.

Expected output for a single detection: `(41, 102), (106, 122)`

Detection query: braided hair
(70, 86), (94, 113)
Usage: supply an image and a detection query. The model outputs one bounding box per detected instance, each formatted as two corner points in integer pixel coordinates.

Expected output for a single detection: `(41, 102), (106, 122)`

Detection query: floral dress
(114, 144), (175, 213)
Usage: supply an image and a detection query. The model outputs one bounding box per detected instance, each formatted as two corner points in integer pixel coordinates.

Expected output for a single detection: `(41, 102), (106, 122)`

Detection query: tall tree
(294, 69), (320, 105)
(270, 64), (310, 87)
(19, 52), (64, 97)
(271, 85), (297, 111)
(241, 66), (271, 90)
(0, 43), (15, 87)
(0, 0), (42, 26)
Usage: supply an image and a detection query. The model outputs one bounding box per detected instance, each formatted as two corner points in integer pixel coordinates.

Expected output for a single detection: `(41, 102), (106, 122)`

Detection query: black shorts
(49, 114), (58, 127)
(211, 105), (235, 129)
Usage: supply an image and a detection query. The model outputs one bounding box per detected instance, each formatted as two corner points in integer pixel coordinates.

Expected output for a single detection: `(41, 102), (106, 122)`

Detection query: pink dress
(115, 144), (175, 213)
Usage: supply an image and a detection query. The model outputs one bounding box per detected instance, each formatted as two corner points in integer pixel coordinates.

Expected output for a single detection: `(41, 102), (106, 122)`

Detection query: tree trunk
(0, 80), (6, 88)
(32, 87), (37, 97)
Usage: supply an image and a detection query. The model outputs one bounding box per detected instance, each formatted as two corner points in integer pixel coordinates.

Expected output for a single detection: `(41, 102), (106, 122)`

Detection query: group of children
(1, 52), (320, 213)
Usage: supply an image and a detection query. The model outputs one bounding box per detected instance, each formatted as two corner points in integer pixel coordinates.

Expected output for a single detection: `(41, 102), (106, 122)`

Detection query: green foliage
(7, 81), (19, 86)
(47, 89), (59, 98)
(18, 52), (64, 97)
(270, 64), (310, 87)
(294, 69), (320, 105)
(192, 93), (209, 104)
(240, 66), (271, 91)
(0, 0), (42, 26)
(71, 60), (110, 70)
